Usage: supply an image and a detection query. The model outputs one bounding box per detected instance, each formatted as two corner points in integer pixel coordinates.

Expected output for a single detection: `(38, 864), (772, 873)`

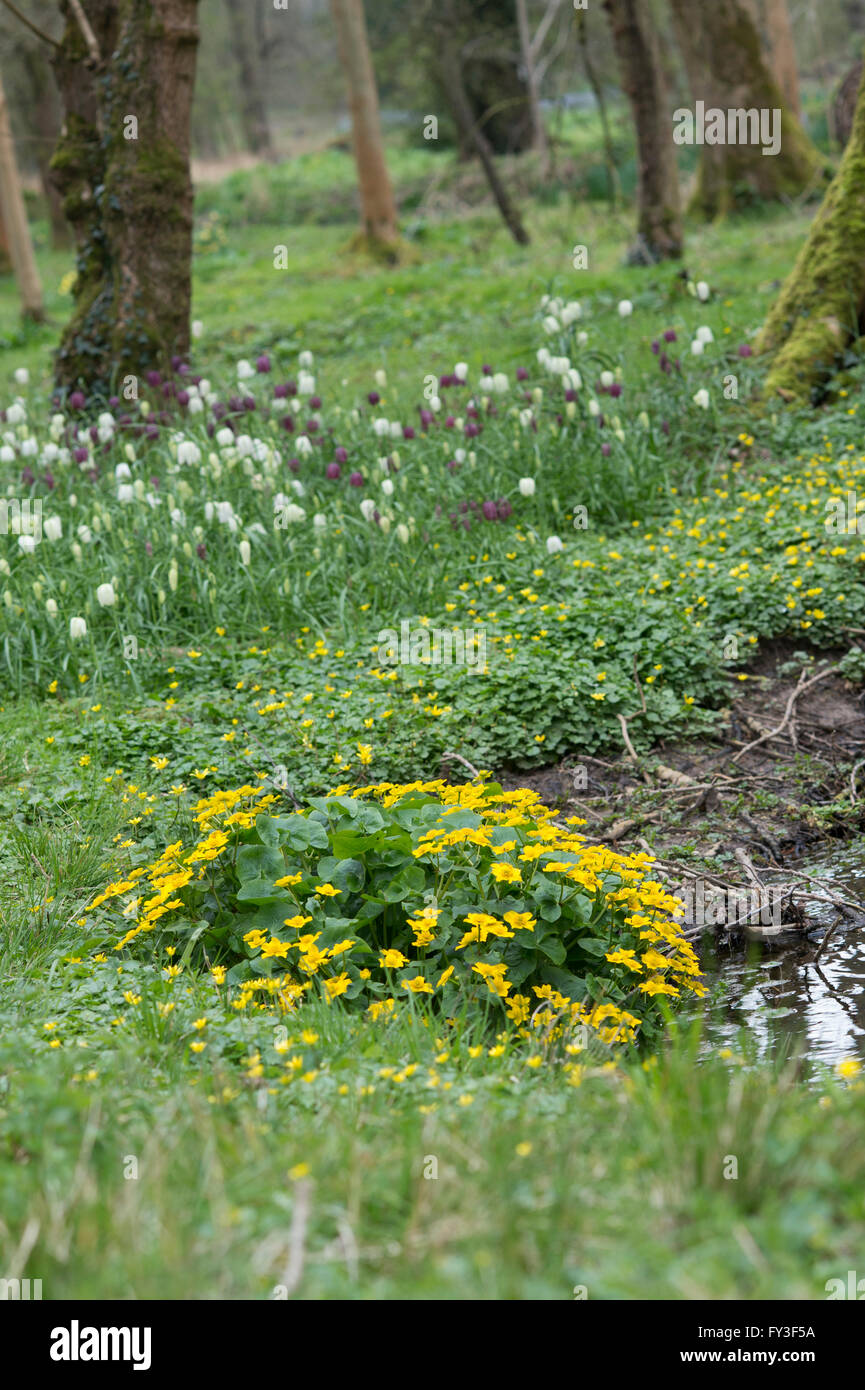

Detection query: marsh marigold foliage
(81, 775), (704, 1052)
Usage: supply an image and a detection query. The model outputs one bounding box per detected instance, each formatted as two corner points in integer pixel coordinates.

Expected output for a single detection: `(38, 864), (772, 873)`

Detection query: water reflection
(692, 842), (865, 1071)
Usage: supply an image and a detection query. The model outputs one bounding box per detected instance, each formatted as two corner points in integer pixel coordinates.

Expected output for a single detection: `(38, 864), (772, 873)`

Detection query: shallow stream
(694, 842), (865, 1070)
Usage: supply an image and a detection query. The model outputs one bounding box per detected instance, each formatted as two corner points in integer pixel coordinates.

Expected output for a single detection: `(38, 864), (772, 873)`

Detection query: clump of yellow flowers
(81, 773), (704, 1052)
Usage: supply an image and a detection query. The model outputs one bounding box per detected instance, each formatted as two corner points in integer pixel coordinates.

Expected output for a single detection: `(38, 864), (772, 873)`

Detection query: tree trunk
(50, 0), (200, 392)
(0, 203), (10, 272)
(604, 0), (682, 261)
(515, 0), (548, 166)
(21, 46), (71, 249)
(439, 27), (530, 246)
(0, 70), (44, 320)
(762, 0), (800, 118)
(669, 0), (822, 217)
(833, 58), (862, 148)
(758, 54), (865, 401)
(577, 8), (621, 208)
(842, 0), (865, 32)
(437, 0), (534, 158)
(329, 0), (399, 254)
(223, 0), (274, 159)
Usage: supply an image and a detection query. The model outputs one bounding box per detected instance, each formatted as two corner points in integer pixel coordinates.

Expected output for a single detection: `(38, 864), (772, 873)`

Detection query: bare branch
(529, 0), (563, 63)
(731, 665), (839, 764)
(535, 7), (573, 87)
(0, 0), (61, 49)
(68, 0), (101, 64)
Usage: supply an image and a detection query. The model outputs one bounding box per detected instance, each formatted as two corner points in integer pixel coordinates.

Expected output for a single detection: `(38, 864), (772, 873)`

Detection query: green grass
(2, 138), (864, 1301)
(1, 961), (862, 1299)
(3, 142), (819, 394)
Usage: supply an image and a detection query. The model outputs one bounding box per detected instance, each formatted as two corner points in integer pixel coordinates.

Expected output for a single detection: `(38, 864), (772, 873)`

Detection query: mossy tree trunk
(50, 0), (200, 392)
(0, 69), (43, 320)
(758, 54), (865, 402)
(329, 0), (399, 254)
(604, 0), (682, 261)
(668, 0), (821, 217)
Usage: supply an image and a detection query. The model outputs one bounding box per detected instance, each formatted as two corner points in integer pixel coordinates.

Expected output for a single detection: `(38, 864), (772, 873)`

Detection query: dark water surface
(693, 842), (865, 1071)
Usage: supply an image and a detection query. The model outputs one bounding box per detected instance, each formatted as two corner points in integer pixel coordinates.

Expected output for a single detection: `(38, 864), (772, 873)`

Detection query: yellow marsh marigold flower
(402, 975), (435, 994)
(491, 862), (522, 884)
(503, 910), (535, 932)
(506, 993), (530, 1024)
(324, 972), (351, 1001)
(274, 872), (303, 888)
(261, 937), (290, 959)
(299, 946), (328, 974)
(638, 976), (680, 997)
(368, 998), (396, 1021)
(605, 947), (642, 973)
(380, 948), (408, 969)
(641, 947), (672, 972)
(472, 962), (511, 997)
(315, 883), (341, 897)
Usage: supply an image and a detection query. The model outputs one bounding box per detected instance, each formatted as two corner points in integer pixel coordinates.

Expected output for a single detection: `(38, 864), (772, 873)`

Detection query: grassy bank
(2, 144), (864, 1301)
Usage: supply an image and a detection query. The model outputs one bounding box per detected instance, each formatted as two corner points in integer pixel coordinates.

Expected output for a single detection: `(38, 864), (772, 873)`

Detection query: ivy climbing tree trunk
(603, 0), (682, 262)
(758, 53), (865, 402)
(668, 0), (821, 217)
(51, 0), (200, 391)
(0, 68), (44, 320)
(329, 0), (399, 255)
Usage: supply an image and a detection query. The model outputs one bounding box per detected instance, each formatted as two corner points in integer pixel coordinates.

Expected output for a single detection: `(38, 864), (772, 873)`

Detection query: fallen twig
(617, 713), (639, 764)
(732, 664), (839, 764)
(441, 750), (481, 779)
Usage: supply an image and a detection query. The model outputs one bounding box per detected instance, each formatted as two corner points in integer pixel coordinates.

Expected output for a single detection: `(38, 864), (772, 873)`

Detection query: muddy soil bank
(497, 639), (865, 935)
